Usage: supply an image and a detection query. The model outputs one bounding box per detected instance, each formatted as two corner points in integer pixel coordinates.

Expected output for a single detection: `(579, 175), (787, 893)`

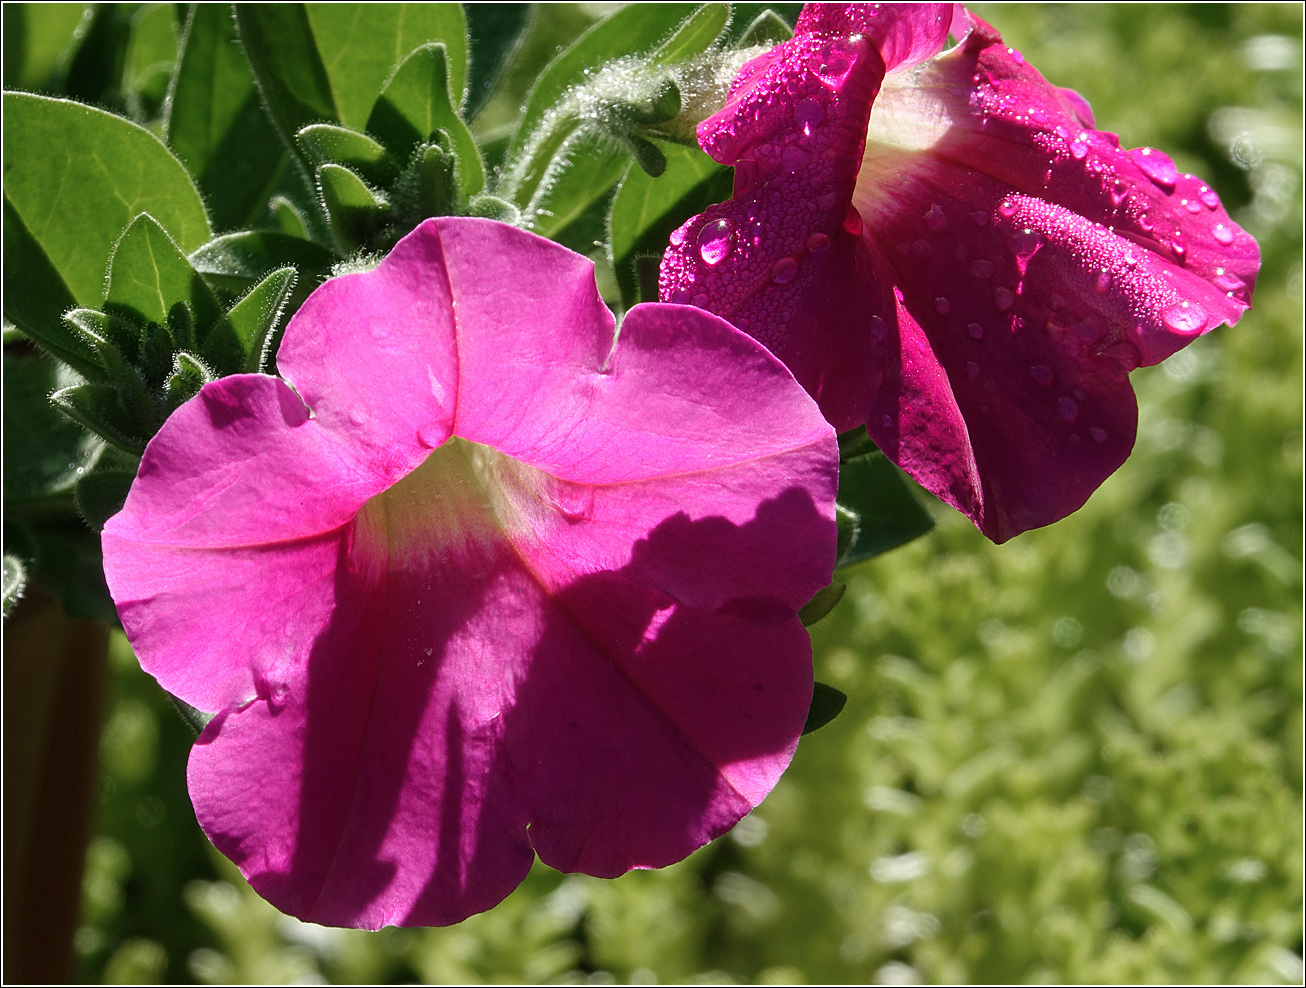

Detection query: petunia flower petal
(660, 4), (1259, 541)
(106, 218), (838, 928)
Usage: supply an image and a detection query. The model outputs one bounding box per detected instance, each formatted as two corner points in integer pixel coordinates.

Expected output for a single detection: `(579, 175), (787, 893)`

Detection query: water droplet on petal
(1070, 139), (1088, 160)
(1089, 426), (1108, 444)
(1137, 212), (1154, 233)
(842, 206), (863, 235)
(697, 219), (735, 266)
(1162, 301), (1206, 334)
(870, 315), (887, 342)
(782, 146), (809, 171)
(417, 424), (443, 448)
(669, 227), (685, 246)
(925, 204), (949, 233)
(994, 286), (1015, 311)
(815, 51), (853, 88)
(971, 210), (989, 226)
(1057, 396), (1079, 422)
(966, 361), (980, 380)
(970, 258), (994, 279)
(1007, 47), (1025, 65)
(966, 322), (984, 340)
(1212, 223), (1234, 245)
(998, 198), (1017, 218)
(881, 414), (893, 429)
(806, 232), (831, 253)
(1199, 186), (1220, 209)
(912, 239), (931, 258)
(1094, 271), (1112, 293)
(817, 192), (838, 211)
(1124, 254), (1139, 268)
(1183, 198), (1202, 214)
(692, 293), (709, 307)
(1030, 364), (1054, 386)
(934, 297), (951, 315)
(771, 257), (800, 284)
(348, 409), (368, 426)
(1169, 236), (1187, 262)
(1214, 269), (1246, 294)
(1129, 146), (1179, 188)
(795, 97), (825, 126)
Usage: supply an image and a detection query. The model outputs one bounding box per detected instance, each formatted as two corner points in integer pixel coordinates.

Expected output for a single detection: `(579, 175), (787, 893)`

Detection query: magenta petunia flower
(660, 3), (1260, 541)
(102, 217), (837, 928)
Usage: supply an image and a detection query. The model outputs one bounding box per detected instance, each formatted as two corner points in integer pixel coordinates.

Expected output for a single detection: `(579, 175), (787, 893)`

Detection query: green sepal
(799, 581), (847, 627)
(64, 308), (139, 368)
(623, 78), (682, 125)
(103, 214), (226, 343)
(366, 42), (485, 200)
(2, 553), (27, 619)
(627, 136), (668, 178)
(189, 231), (334, 308)
(269, 196), (312, 239)
(317, 164), (392, 252)
(74, 470), (138, 533)
(49, 383), (149, 454)
(168, 694), (214, 736)
(164, 351), (215, 411)
(296, 123), (400, 187)
(803, 682), (848, 735)
(466, 195), (522, 225)
(224, 267), (298, 373)
(139, 321), (178, 390)
(737, 10), (794, 47)
(650, 2), (731, 66)
(64, 317), (156, 430)
(835, 451), (934, 569)
(392, 142), (458, 227)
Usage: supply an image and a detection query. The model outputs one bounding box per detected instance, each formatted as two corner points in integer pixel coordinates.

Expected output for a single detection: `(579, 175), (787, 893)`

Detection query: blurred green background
(11, 3), (1299, 983)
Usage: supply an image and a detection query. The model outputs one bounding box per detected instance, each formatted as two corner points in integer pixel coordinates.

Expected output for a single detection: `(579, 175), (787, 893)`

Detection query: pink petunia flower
(102, 217), (837, 928)
(660, 3), (1260, 542)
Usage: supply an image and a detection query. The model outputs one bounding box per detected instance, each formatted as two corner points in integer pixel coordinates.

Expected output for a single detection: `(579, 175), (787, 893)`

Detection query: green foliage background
(9, 3), (1298, 983)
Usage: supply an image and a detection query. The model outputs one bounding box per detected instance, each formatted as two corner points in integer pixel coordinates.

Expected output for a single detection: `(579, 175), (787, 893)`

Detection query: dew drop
(417, 424), (443, 448)
(970, 258), (994, 279)
(1212, 223), (1234, 246)
(1103, 341), (1141, 372)
(1162, 301), (1206, 334)
(806, 232), (831, 253)
(967, 321), (984, 340)
(925, 204), (949, 233)
(842, 206), (863, 235)
(1183, 198), (1202, 214)
(882, 415), (893, 429)
(1124, 254), (1139, 268)
(1008, 47), (1025, 65)
(692, 293), (709, 308)
(1137, 212), (1154, 233)
(1070, 139), (1088, 160)
(1213, 269), (1246, 294)
(1089, 426), (1108, 444)
(933, 296), (951, 315)
(1030, 364), (1054, 386)
(348, 409), (369, 426)
(1129, 146), (1178, 188)
(966, 361), (980, 380)
(870, 314), (887, 342)
(669, 227), (685, 247)
(994, 286), (1015, 311)
(912, 239), (931, 258)
(1199, 186), (1220, 209)
(817, 192), (838, 211)
(1169, 236), (1187, 262)
(782, 146), (809, 171)
(697, 219), (735, 266)
(998, 198), (1018, 218)
(1057, 395), (1079, 423)
(815, 47), (853, 87)
(795, 97), (825, 126)
(971, 210), (989, 226)
(771, 257), (800, 284)
(1108, 182), (1127, 206)
(1094, 270), (1112, 293)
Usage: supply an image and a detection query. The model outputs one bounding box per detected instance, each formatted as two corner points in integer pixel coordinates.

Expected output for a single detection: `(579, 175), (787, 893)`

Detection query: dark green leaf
(49, 382), (148, 455)
(803, 682), (848, 735)
(650, 2), (731, 66)
(223, 267), (297, 372)
(523, 133), (628, 239)
(2, 196), (99, 377)
(366, 42), (484, 199)
(317, 163), (391, 252)
(303, 3), (468, 127)
(2, 350), (105, 504)
(167, 4), (289, 231)
(232, 4), (338, 163)
(297, 123), (400, 186)
(736, 9), (794, 47)
(2, 92), (211, 307)
(836, 451), (934, 568)
(799, 581), (846, 627)
(2, 3), (87, 91)
(103, 215), (226, 344)
(75, 469), (137, 533)
(464, 4), (529, 118)
(189, 231), (334, 311)
(837, 425), (879, 462)
(164, 350), (215, 409)
(608, 142), (731, 307)
(63, 4), (132, 109)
